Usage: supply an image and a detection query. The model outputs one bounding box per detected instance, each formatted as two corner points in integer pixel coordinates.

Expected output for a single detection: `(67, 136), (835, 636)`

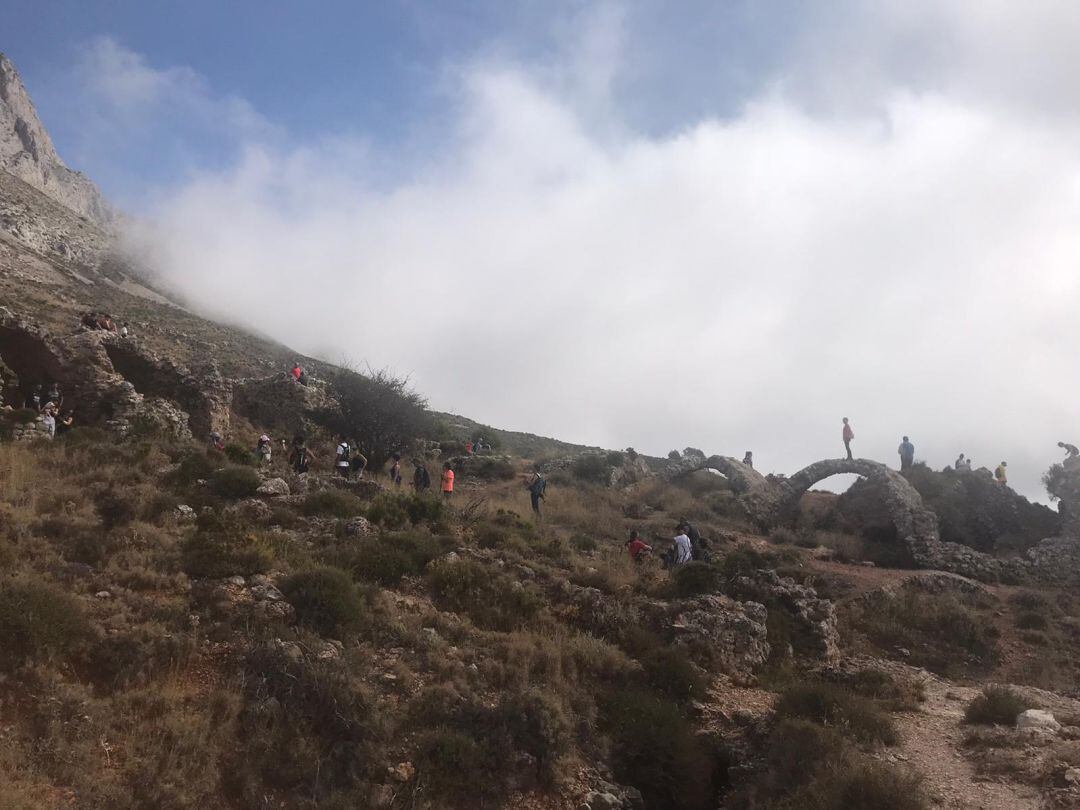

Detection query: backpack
(530, 477), (546, 497)
(294, 447), (310, 473)
(338, 442), (351, 463)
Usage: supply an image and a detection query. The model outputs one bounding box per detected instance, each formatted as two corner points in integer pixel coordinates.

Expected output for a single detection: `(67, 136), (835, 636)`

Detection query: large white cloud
(114, 3), (1080, 502)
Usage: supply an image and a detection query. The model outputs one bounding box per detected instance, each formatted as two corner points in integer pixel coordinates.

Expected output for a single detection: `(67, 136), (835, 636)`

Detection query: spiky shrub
(301, 490), (365, 518)
(774, 682), (898, 746)
(964, 685), (1032, 726)
(181, 513), (272, 578)
(209, 466), (260, 500)
(0, 578), (90, 668)
(280, 567), (364, 637)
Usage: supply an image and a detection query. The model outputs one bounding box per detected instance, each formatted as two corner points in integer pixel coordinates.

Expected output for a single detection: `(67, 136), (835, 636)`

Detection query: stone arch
(0, 323), (68, 404)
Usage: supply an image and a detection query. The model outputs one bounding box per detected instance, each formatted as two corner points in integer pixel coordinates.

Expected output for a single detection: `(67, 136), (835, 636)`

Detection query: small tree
(316, 365), (433, 469)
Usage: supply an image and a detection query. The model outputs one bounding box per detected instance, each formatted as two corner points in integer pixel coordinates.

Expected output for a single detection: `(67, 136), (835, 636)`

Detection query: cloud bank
(101, 3), (1080, 501)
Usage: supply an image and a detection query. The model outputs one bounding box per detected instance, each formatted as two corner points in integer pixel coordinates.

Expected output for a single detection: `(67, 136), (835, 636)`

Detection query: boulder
(256, 477), (290, 497)
(1016, 709), (1060, 735)
(344, 516), (378, 537)
(669, 594), (769, 679)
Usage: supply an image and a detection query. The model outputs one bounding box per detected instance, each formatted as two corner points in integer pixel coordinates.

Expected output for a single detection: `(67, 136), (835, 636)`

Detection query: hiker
(413, 461), (431, 492)
(46, 382), (61, 408)
(1059, 442), (1079, 459)
(527, 471), (546, 516)
(24, 385), (42, 411)
(55, 409), (74, 436)
(41, 405), (56, 439)
(955, 453), (966, 470)
(626, 530), (652, 563)
(898, 436), (915, 471)
(209, 430), (225, 452)
(995, 461), (1008, 485)
(465, 439), (474, 455)
(256, 434), (273, 465)
(441, 462), (455, 500)
(389, 455), (403, 487)
(335, 436), (352, 478)
(842, 417), (854, 460)
(288, 435), (312, 473)
(350, 445), (368, 479)
(120, 323), (130, 338)
(671, 528), (694, 566)
(678, 518), (702, 559)
(743, 451), (753, 468)
(291, 363), (303, 383)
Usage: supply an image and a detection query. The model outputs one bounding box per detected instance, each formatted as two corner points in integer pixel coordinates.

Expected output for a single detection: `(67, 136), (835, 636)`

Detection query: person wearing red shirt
(626, 530), (652, 563)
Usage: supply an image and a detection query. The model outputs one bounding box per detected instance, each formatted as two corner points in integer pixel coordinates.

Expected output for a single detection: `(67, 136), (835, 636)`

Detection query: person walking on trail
(413, 461), (431, 492)
(350, 444), (368, 479)
(742, 451), (753, 468)
(995, 461), (1008, 485)
(898, 436), (915, 471)
(335, 436), (352, 479)
(671, 529), (694, 566)
(289, 435), (312, 473)
(256, 434), (273, 465)
(527, 471), (547, 516)
(441, 462), (455, 500)
(626, 530), (652, 563)
(842, 417), (855, 460)
(1059, 442), (1079, 459)
(389, 455), (403, 487)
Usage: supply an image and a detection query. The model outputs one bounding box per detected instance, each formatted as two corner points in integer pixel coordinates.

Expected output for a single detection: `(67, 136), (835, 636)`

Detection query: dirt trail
(888, 671), (1041, 809)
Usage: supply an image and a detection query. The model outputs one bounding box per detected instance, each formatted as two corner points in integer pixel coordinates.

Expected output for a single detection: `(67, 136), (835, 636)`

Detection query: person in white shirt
(335, 436), (351, 478)
(672, 531), (693, 565)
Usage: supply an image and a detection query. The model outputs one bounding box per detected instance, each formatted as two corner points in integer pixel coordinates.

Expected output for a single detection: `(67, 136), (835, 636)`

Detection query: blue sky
(4, 1), (1080, 501)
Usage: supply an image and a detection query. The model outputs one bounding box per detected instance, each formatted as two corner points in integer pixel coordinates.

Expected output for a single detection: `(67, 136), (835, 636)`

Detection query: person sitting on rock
(412, 460), (431, 492)
(288, 435), (312, 473)
(626, 530), (652, 563)
(742, 451), (753, 468)
(995, 461), (1008, 485)
(256, 434), (273, 465)
(1059, 441), (1079, 459)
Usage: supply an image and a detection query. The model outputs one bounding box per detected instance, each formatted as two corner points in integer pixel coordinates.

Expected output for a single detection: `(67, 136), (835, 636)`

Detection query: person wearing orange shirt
(441, 462), (455, 500)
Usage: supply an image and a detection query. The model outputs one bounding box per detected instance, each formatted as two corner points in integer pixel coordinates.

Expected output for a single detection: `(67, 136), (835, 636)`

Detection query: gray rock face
(669, 594), (770, 679)
(1016, 709), (1060, 735)
(0, 53), (113, 227)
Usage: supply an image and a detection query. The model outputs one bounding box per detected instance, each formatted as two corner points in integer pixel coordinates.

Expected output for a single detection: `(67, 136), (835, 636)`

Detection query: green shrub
(427, 559), (542, 631)
(224, 443), (253, 465)
(1015, 611), (1048, 630)
(301, 490), (365, 518)
(964, 685), (1032, 726)
(339, 532), (449, 586)
(209, 466), (260, 500)
(181, 514), (272, 578)
(844, 668), (926, 711)
(571, 454), (612, 484)
(672, 562), (721, 597)
(642, 647), (709, 703)
(0, 578), (90, 667)
(366, 492), (444, 529)
(768, 527), (798, 545)
(416, 728), (484, 798)
(775, 682), (898, 746)
(603, 688), (719, 809)
(571, 534), (599, 552)
(94, 487), (137, 530)
(792, 760), (929, 810)
(168, 450), (217, 487)
(463, 457), (516, 481)
(280, 567), (364, 636)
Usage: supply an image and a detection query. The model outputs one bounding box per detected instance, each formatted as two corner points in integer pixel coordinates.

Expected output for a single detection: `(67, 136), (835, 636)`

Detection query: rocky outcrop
(0, 53), (113, 227)
(668, 594), (770, 679)
(729, 569), (839, 661)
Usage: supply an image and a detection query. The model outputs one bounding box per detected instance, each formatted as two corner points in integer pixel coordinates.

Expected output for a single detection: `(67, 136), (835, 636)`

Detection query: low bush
(774, 682), (898, 746)
(181, 513), (272, 578)
(463, 457), (516, 481)
(224, 443), (253, 465)
(844, 668), (926, 711)
(791, 760), (929, 810)
(571, 454), (612, 484)
(94, 487), (137, 530)
(1015, 611), (1048, 630)
(168, 450), (217, 487)
(366, 492), (444, 529)
(301, 490), (365, 518)
(603, 687), (720, 809)
(0, 578), (90, 668)
(339, 532), (450, 586)
(964, 685), (1032, 726)
(672, 562), (721, 597)
(641, 647), (709, 703)
(416, 728), (485, 799)
(768, 527), (798, 545)
(427, 559), (542, 631)
(280, 567), (364, 637)
(209, 466), (260, 500)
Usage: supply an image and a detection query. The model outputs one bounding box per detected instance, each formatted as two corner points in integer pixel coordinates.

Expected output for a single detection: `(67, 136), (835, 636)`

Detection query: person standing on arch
(898, 436), (915, 472)
(842, 417), (854, 460)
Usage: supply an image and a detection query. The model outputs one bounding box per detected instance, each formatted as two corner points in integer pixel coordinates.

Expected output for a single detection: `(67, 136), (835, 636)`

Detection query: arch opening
(103, 343), (211, 437)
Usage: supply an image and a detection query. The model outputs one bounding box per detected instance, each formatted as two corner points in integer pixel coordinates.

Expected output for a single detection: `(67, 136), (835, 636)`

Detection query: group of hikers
(840, 417), (1013, 484)
(623, 518), (711, 568)
(20, 382), (74, 439)
(80, 312), (130, 337)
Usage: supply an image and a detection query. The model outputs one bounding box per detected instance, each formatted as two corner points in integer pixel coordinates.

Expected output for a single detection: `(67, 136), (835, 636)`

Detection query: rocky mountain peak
(0, 52), (114, 228)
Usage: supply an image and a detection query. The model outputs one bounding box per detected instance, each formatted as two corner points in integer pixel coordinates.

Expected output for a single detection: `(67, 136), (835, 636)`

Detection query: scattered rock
(175, 504), (196, 521)
(94, 590), (111, 599)
(1016, 709), (1061, 735)
(256, 477), (290, 497)
(344, 516), (377, 537)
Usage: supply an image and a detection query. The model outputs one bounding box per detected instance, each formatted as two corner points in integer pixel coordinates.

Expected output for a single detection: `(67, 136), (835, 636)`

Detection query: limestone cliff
(0, 52), (114, 228)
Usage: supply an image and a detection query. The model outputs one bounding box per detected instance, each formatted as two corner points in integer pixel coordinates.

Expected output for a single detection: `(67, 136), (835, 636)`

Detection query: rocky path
(887, 672), (1042, 810)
